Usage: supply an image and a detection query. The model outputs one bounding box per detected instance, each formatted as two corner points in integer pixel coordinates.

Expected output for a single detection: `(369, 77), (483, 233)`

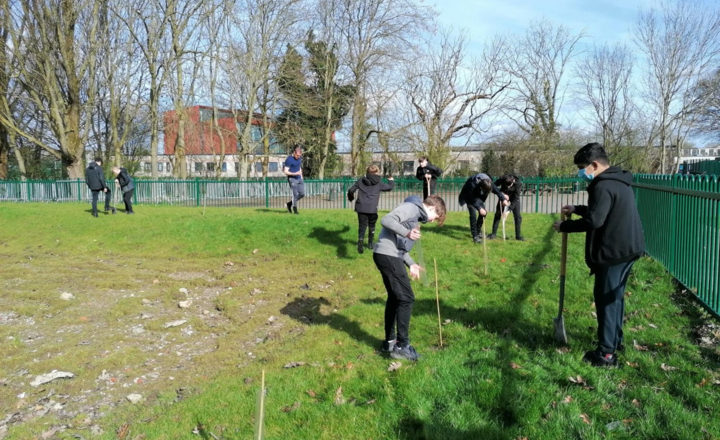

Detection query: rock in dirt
(126, 394), (143, 404)
(60, 292), (74, 300)
(178, 300), (192, 309)
(30, 371), (75, 387)
(179, 288), (189, 295)
(164, 320), (187, 328)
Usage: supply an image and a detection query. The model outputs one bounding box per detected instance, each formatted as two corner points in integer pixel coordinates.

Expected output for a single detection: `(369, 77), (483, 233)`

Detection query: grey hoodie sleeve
(401, 251), (416, 268)
(380, 203), (418, 239)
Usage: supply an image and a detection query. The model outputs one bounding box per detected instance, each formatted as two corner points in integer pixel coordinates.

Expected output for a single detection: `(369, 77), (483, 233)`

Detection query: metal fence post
(534, 176), (540, 213)
(265, 179), (269, 208)
(195, 178), (200, 207)
(342, 180), (347, 209)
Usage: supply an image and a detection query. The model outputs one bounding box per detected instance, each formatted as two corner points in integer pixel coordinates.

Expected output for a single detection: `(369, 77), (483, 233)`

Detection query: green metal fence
(684, 159), (720, 176)
(634, 174), (720, 316)
(0, 177), (589, 213)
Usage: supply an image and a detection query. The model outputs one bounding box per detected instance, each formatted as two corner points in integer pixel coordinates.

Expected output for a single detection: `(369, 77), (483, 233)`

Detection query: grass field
(0, 203), (718, 440)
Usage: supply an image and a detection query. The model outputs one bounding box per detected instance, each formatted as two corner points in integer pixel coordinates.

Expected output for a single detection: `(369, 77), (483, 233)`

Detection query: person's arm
(490, 180), (506, 200)
(347, 181), (359, 201)
(429, 165), (442, 178)
(380, 204), (416, 238)
(560, 188), (611, 233)
(401, 251), (416, 268)
(380, 178), (395, 191)
(415, 166), (424, 181)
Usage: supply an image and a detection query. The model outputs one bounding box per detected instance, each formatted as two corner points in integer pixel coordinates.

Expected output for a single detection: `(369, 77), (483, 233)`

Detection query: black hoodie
(560, 166), (645, 269)
(347, 173), (395, 214)
(85, 162), (107, 191)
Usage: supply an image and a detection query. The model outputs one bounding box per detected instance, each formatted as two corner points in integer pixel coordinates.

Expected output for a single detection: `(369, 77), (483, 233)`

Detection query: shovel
(554, 212), (569, 344)
(501, 204), (509, 240)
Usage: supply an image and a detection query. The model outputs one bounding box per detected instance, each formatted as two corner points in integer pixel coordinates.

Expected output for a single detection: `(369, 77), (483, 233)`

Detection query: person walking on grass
(553, 143), (645, 367)
(373, 194), (446, 361)
(112, 166), (135, 215)
(487, 174), (524, 241)
(85, 157), (114, 217)
(416, 156), (442, 200)
(283, 145), (305, 214)
(458, 173), (507, 243)
(347, 165), (395, 254)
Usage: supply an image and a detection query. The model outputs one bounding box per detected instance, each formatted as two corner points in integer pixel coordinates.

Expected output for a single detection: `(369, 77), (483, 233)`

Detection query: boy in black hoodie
(347, 165), (395, 253)
(553, 143), (645, 367)
(112, 166), (136, 214)
(85, 157), (114, 217)
(487, 174), (524, 241)
(458, 173), (507, 243)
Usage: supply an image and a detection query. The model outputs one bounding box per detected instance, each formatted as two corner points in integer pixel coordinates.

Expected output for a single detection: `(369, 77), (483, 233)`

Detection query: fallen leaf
(648, 323), (658, 329)
(580, 414), (592, 425)
(282, 401), (300, 412)
(510, 362), (522, 369)
(562, 395), (573, 404)
(555, 347), (571, 354)
(388, 362), (402, 372)
(365, 399), (376, 405)
(443, 319), (452, 325)
(632, 399), (641, 408)
(633, 340), (649, 351)
(283, 362), (306, 369)
(697, 378), (709, 387)
(224, 261), (234, 266)
(334, 387), (345, 405)
(625, 361), (639, 368)
(152, 279), (159, 284)
(346, 362), (354, 370)
(660, 363), (677, 372)
(307, 390), (317, 398)
(568, 375), (586, 386)
(252, 249), (259, 254)
(500, 258), (506, 263)
(117, 423), (130, 439)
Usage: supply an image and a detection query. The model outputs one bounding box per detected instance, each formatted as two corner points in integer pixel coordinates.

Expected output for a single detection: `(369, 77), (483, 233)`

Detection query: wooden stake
(255, 369), (265, 440)
(483, 220), (488, 276)
(434, 258), (443, 347)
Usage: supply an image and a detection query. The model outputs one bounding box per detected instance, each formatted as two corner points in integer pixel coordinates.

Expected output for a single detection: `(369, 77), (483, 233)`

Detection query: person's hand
(388, 176), (394, 181)
(503, 193), (509, 201)
(553, 220), (563, 232)
(425, 173), (431, 180)
(103, 188), (108, 193)
(409, 264), (424, 280)
(407, 228), (421, 240)
(561, 205), (575, 215)
(479, 208), (486, 216)
(502, 199), (510, 207)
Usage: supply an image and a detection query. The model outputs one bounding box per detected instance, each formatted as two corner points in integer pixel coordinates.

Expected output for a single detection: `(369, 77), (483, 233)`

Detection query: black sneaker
(582, 349), (617, 367)
(293, 206), (299, 215)
(473, 236), (482, 244)
(516, 236), (525, 241)
(390, 344), (421, 361)
(286, 201), (293, 213)
(357, 240), (364, 254)
(381, 340), (396, 352)
(486, 233), (497, 240)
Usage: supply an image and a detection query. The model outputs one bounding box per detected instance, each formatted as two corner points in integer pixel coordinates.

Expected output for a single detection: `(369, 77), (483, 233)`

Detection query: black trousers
(593, 260), (635, 354)
(467, 198), (487, 238)
(491, 199), (522, 238)
(422, 179), (437, 200)
(357, 212), (378, 241)
(91, 189), (111, 214)
(123, 190), (134, 213)
(373, 253), (415, 346)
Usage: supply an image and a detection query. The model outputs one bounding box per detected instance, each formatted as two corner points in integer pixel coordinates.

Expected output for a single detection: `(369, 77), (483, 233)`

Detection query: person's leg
(124, 190), (134, 213)
(91, 190), (99, 216)
(589, 260), (635, 363)
(429, 179), (437, 196)
(367, 213), (379, 247)
(512, 200), (523, 239)
(386, 257), (415, 347)
(490, 201), (502, 236)
(422, 181), (429, 200)
(357, 213), (369, 254)
(104, 189), (112, 211)
(476, 199), (487, 234)
(295, 181), (306, 212)
(373, 254), (398, 344)
(467, 204), (479, 240)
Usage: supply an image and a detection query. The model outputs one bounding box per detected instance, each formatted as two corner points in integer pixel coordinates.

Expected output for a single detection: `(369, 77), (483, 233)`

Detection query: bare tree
(335, 0), (435, 176)
(0, 0), (103, 178)
(633, 0), (720, 173)
(689, 68), (720, 141)
(575, 42), (636, 158)
(403, 29), (508, 171)
(499, 19), (585, 151)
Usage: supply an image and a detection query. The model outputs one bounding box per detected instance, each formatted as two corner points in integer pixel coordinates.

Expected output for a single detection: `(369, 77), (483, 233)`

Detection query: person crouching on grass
(347, 165), (395, 254)
(458, 173), (507, 243)
(553, 143), (645, 367)
(373, 195), (446, 361)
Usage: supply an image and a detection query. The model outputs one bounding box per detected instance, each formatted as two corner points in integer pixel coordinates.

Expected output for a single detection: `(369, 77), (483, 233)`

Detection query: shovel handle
(560, 213), (568, 276)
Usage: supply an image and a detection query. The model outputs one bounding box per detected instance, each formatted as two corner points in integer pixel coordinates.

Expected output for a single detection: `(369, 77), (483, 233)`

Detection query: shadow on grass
(396, 415), (507, 440)
(279, 294), (379, 350)
(307, 225), (352, 259)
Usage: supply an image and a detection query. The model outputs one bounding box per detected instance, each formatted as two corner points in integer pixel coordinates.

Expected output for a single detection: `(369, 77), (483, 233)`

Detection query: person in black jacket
(112, 166), (135, 214)
(487, 174), (524, 241)
(347, 165), (395, 254)
(553, 143), (645, 367)
(85, 157), (114, 217)
(458, 173), (507, 243)
(415, 156), (442, 200)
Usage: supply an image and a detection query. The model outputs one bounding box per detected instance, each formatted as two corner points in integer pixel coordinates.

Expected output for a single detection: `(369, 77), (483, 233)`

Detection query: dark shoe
(390, 344), (421, 361)
(516, 236), (525, 241)
(293, 206), (299, 215)
(357, 240), (364, 254)
(486, 233), (497, 240)
(473, 236), (482, 244)
(127, 211), (135, 215)
(582, 349), (617, 367)
(286, 201), (293, 213)
(381, 340), (396, 353)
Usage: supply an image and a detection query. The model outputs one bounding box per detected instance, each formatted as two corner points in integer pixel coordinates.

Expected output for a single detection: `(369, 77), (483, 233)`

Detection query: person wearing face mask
(552, 143), (645, 367)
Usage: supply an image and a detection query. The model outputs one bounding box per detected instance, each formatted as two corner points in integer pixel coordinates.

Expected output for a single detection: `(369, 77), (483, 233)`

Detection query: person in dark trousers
(347, 164), (395, 254)
(487, 174), (524, 241)
(416, 156), (442, 200)
(373, 194), (446, 361)
(112, 166), (135, 214)
(553, 143), (645, 367)
(458, 173), (507, 243)
(283, 145), (305, 214)
(85, 157), (114, 217)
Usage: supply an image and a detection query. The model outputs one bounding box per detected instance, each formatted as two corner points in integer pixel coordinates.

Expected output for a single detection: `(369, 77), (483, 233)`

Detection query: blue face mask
(578, 167), (594, 182)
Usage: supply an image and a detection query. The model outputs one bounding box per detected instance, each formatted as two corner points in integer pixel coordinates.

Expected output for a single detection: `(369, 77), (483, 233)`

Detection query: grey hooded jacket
(373, 195), (428, 267)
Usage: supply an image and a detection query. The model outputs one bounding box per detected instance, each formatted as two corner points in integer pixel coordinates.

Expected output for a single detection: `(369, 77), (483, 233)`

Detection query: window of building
(207, 163), (215, 172)
(143, 162), (151, 172)
(269, 162), (278, 172)
(166, 163), (172, 172)
(221, 162), (227, 172)
(255, 162), (263, 173)
(251, 125), (263, 142)
(157, 163), (163, 172)
(403, 161), (415, 173)
(195, 162), (203, 172)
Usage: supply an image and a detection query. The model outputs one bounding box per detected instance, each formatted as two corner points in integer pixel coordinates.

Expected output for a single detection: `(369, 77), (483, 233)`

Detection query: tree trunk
(13, 137), (27, 181)
(175, 111), (187, 178)
(0, 123), (8, 179)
